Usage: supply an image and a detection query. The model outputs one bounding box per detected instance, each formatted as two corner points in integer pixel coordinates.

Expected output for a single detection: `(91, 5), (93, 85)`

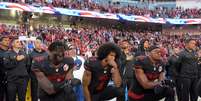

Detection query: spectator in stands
(135, 39), (150, 57)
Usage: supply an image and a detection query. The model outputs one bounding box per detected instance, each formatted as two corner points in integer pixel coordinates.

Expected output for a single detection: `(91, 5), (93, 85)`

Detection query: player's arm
(111, 67), (122, 87)
(107, 59), (122, 87)
(33, 69), (56, 94)
(109, 60), (122, 87)
(82, 70), (92, 101)
(174, 51), (183, 73)
(135, 68), (160, 89)
(159, 71), (165, 81)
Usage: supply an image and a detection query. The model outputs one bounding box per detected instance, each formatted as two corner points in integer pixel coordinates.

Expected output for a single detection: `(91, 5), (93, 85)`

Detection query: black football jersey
(31, 57), (76, 101)
(32, 57), (74, 83)
(130, 56), (164, 98)
(84, 57), (112, 94)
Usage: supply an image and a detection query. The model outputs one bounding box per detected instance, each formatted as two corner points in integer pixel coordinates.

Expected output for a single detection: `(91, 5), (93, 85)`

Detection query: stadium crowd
(0, 24), (200, 56)
(1, 0), (201, 18)
(0, 23), (201, 101)
(0, 24), (201, 55)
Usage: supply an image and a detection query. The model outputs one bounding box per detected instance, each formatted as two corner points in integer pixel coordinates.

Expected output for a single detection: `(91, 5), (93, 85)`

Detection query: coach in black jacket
(3, 38), (29, 101)
(176, 39), (199, 101)
(0, 36), (10, 101)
